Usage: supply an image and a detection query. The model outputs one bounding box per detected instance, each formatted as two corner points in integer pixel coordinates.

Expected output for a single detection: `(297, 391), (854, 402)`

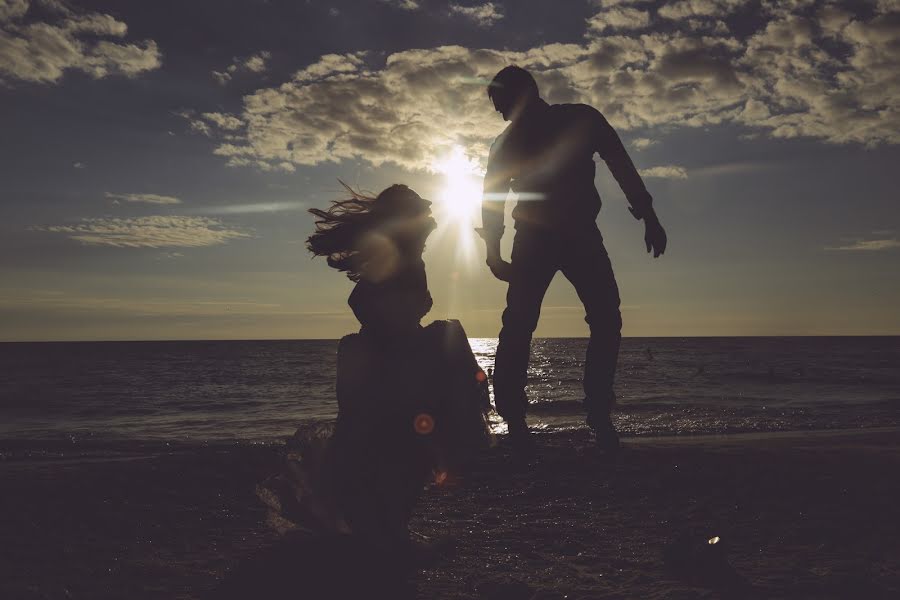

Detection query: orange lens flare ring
(414, 413), (435, 435)
(475, 370), (487, 383)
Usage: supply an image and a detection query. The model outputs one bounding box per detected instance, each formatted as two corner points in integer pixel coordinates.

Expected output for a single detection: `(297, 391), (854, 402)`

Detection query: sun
(431, 145), (484, 226)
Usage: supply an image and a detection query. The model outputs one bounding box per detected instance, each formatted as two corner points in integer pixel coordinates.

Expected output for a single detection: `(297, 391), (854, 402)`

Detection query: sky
(1, 0), (898, 341)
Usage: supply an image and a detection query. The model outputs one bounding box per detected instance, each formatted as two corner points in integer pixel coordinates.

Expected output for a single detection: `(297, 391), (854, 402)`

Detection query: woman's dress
(259, 259), (489, 548)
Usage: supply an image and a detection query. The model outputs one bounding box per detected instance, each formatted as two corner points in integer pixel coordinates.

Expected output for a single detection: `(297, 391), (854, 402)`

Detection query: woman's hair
(307, 183), (431, 281)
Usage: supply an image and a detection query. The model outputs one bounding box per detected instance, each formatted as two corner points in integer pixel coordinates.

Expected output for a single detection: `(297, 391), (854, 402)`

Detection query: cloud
(658, 0), (747, 20)
(211, 70), (231, 85)
(592, 0), (651, 6)
(204, 36), (745, 172)
(735, 8), (900, 146)
(191, 1), (899, 174)
(827, 239), (900, 251)
(1, 291), (293, 317)
(380, 0), (420, 10)
(200, 112), (243, 130)
(640, 165), (688, 178)
(72, 161), (86, 169)
(205, 47), (513, 172)
(0, 0), (161, 84)
(243, 51), (270, 73)
(192, 201), (306, 215)
(36, 216), (250, 248)
(294, 52), (366, 82)
(211, 50), (271, 85)
(631, 137), (657, 149)
(174, 109), (246, 138)
(587, 7), (651, 32)
(0, 0), (29, 22)
(105, 192), (182, 205)
(449, 2), (504, 27)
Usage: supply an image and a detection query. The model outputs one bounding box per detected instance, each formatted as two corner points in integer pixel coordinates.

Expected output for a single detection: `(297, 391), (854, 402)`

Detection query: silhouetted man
(478, 66), (667, 451)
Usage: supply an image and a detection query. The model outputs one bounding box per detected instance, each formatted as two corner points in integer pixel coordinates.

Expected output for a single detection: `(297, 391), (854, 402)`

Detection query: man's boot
(506, 417), (535, 454)
(591, 413), (620, 452)
(587, 401), (620, 452)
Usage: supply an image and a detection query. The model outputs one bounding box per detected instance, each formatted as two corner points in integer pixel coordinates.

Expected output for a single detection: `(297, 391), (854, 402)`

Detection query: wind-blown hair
(307, 183), (432, 281)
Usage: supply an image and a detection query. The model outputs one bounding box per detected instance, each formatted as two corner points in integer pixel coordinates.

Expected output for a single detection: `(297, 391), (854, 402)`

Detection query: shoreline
(2, 423), (899, 459)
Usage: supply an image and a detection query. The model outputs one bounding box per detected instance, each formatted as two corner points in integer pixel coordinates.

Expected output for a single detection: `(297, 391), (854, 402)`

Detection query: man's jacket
(482, 99), (653, 242)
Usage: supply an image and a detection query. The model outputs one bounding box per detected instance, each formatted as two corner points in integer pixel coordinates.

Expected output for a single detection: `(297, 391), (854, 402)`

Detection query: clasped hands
(475, 228), (512, 282)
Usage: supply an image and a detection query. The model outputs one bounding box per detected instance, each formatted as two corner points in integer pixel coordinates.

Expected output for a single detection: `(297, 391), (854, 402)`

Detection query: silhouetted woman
(304, 184), (489, 559)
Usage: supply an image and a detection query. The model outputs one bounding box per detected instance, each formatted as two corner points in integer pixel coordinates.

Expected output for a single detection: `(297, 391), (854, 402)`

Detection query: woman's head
(307, 183), (435, 281)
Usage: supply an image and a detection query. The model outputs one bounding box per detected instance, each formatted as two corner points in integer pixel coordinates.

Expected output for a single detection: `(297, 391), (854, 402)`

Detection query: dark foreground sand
(2, 428), (898, 599)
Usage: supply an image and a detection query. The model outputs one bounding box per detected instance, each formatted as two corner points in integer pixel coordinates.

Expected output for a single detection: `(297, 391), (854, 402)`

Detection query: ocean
(1, 337), (898, 453)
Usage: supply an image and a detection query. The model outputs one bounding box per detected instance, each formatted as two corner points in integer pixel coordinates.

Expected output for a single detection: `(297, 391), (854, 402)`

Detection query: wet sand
(2, 428), (898, 599)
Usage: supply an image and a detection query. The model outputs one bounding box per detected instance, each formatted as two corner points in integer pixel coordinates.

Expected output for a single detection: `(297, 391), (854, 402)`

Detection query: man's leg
(560, 227), (622, 447)
(492, 231), (557, 433)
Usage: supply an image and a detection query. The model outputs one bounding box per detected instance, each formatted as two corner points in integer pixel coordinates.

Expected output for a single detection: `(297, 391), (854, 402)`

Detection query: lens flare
(414, 413), (435, 435)
(431, 145), (484, 226)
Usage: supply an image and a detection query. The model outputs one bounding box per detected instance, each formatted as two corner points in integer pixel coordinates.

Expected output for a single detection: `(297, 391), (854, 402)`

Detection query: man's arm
(478, 139), (513, 280)
(593, 109), (667, 257)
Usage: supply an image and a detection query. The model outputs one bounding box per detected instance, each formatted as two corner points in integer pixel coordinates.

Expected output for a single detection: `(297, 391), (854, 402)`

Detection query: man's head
(487, 66), (540, 122)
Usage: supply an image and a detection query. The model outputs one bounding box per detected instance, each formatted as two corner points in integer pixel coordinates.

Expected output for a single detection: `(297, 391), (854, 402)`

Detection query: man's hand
(486, 255), (512, 282)
(644, 215), (667, 258)
(476, 227), (512, 282)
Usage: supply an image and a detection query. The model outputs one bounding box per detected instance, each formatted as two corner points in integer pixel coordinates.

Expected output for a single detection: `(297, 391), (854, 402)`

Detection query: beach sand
(2, 428), (898, 599)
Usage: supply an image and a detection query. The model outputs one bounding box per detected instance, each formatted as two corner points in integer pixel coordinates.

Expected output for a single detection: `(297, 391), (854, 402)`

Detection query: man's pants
(492, 225), (622, 428)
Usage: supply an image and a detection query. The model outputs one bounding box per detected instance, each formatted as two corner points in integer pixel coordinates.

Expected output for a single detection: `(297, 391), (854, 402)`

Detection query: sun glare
(431, 146), (484, 226)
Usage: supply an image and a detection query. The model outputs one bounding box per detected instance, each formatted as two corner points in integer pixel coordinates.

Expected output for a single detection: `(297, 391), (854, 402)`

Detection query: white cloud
(592, 0), (651, 6)
(105, 192), (182, 205)
(827, 239), (900, 251)
(201, 30), (753, 172)
(200, 112), (243, 130)
(244, 51), (271, 73)
(1, 291), (291, 317)
(174, 109), (245, 138)
(0, 0), (29, 22)
(190, 120), (212, 136)
(631, 137), (657, 149)
(211, 51), (271, 85)
(640, 165), (688, 178)
(36, 216), (250, 248)
(293, 52), (366, 82)
(685, 18), (730, 33)
(736, 7), (900, 146)
(659, 0), (748, 20)
(211, 70), (231, 85)
(72, 161), (86, 169)
(875, 0), (900, 14)
(0, 1), (161, 84)
(194, 1), (899, 173)
(587, 7), (651, 32)
(449, 2), (504, 27)
(817, 4), (852, 36)
(380, 0), (420, 10)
